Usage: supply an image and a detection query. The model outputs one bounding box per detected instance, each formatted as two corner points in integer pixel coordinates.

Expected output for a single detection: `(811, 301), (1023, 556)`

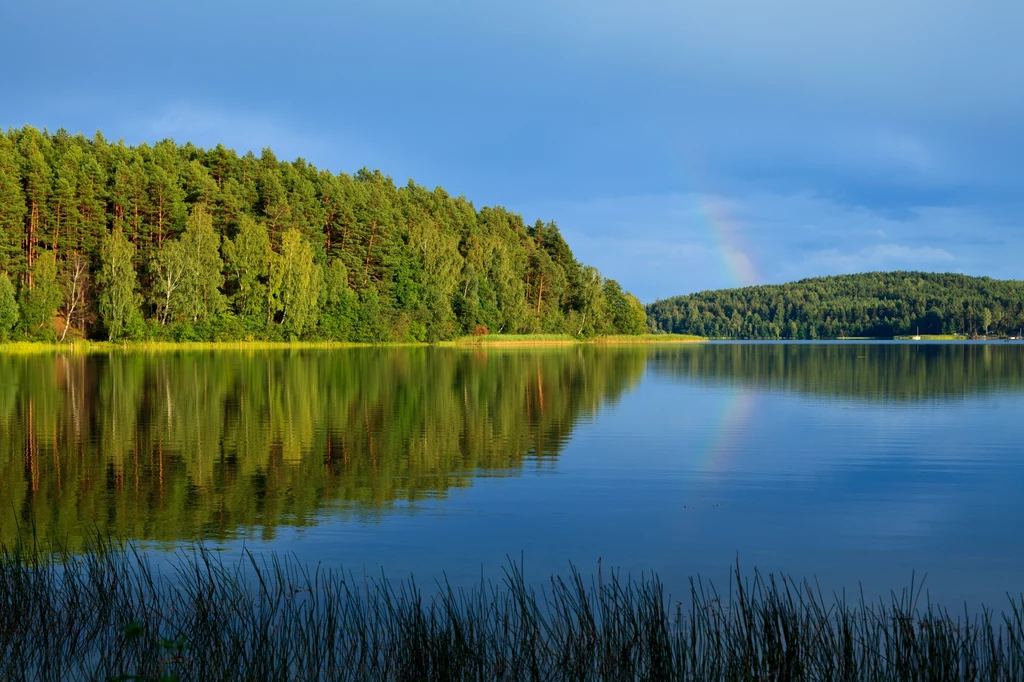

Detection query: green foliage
(176, 204), (226, 323)
(0, 273), (18, 340)
(648, 272), (1024, 339)
(572, 265), (608, 336)
(223, 215), (271, 328)
(352, 286), (390, 343)
(152, 235), (187, 326)
(0, 136), (26, 275)
(604, 280), (648, 335)
(18, 251), (61, 340)
(99, 225), (144, 341)
(320, 260), (357, 339)
(272, 228), (323, 339)
(0, 127), (644, 343)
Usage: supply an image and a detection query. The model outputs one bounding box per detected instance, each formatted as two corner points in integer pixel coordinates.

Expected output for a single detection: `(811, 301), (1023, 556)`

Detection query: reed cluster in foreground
(1, 536), (1022, 681)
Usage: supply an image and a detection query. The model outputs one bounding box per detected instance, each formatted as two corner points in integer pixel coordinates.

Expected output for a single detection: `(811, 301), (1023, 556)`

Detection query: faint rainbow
(665, 142), (761, 289)
(695, 384), (757, 475)
(694, 194), (760, 289)
(668, 150), (760, 474)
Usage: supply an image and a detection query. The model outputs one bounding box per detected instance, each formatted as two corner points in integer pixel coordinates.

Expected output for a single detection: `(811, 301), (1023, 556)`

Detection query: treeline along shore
(648, 272), (1024, 340)
(0, 126), (648, 344)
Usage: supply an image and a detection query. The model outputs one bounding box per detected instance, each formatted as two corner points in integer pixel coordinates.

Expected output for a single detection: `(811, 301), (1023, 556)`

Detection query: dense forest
(0, 347), (647, 547)
(0, 126), (647, 343)
(647, 272), (1024, 339)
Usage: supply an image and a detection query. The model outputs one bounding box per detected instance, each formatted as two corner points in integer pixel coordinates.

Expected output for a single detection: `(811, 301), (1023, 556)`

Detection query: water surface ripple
(1, 342), (1021, 606)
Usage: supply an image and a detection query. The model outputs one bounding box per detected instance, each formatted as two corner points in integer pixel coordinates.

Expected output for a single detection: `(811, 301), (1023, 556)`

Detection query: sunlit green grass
(894, 334), (969, 341)
(589, 334), (705, 344)
(0, 340), (417, 354)
(447, 333), (707, 346)
(1, 334), (708, 354)
(0, 341), (92, 355)
(1, 534), (1021, 681)
(445, 333), (577, 346)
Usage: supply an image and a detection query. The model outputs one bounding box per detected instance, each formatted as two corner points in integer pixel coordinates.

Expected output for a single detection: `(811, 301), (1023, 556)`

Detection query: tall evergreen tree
(0, 136), (26, 278)
(17, 128), (52, 286)
(146, 141), (187, 247)
(50, 143), (82, 261)
(74, 151), (107, 262)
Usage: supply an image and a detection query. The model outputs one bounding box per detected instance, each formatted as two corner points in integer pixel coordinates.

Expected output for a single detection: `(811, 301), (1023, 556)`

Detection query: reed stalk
(1, 535), (1020, 681)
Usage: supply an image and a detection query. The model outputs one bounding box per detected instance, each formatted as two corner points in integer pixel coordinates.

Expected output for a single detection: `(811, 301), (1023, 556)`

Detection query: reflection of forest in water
(0, 348), (646, 547)
(649, 342), (1024, 402)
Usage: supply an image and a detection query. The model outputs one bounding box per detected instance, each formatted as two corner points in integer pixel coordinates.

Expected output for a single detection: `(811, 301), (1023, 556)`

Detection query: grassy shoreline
(893, 334), (969, 341)
(8, 334), (1012, 353)
(1, 537), (1021, 681)
(442, 333), (706, 347)
(0, 334), (707, 354)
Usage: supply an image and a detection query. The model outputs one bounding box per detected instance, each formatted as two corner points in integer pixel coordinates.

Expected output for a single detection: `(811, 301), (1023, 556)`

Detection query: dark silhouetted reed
(1, 534), (1021, 681)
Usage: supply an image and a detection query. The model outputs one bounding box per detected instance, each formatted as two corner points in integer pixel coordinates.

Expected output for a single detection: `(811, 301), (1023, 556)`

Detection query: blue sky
(3, 0), (1022, 302)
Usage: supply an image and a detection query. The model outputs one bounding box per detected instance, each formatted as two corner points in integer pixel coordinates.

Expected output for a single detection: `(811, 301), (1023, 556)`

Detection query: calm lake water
(2, 342), (1022, 607)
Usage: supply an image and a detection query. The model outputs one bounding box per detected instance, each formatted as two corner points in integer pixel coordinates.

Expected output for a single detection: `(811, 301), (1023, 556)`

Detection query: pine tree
(18, 128), (52, 286)
(0, 135), (26, 278)
(50, 144), (82, 260)
(147, 141), (187, 248)
(74, 151), (107, 262)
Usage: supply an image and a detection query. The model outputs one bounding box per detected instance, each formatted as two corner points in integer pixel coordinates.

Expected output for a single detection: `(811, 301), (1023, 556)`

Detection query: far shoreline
(6, 334), (1018, 354)
(0, 334), (708, 354)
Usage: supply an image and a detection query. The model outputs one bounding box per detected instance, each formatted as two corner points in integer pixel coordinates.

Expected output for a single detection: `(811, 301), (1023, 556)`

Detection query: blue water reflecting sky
(224, 345), (1024, 610)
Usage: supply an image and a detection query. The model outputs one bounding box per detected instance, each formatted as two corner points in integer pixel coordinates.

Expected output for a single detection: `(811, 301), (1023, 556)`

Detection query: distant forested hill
(647, 272), (1024, 339)
(0, 126), (646, 342)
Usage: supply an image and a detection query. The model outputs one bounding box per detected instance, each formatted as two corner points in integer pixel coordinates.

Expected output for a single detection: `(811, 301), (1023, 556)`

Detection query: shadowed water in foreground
(1, 536), (1022, 682)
